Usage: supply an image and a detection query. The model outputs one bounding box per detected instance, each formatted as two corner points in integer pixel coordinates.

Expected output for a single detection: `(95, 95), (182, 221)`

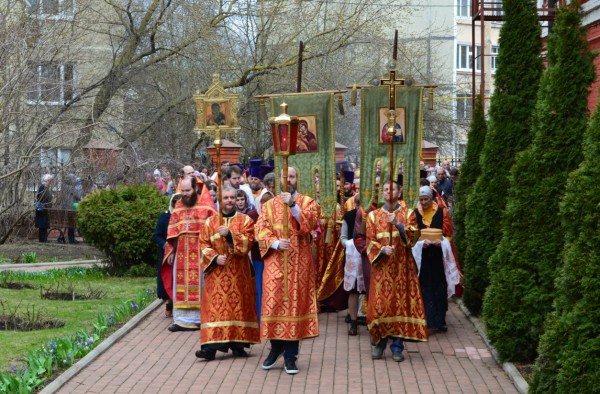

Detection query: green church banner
(359, 86), (424, 210)
(270, 93), (336, 217)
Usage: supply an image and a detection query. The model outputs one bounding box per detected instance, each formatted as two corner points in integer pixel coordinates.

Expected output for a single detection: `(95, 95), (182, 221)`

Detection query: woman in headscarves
(408, 186), (460, 332)
(234, 189), (255, 214)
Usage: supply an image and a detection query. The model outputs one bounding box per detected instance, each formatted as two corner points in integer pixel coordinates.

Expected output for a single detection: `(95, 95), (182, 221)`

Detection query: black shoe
(348, 320), (358, 336)
(168, 324), (198, 332)
(262, 349), (283, 370)
(437, 325), (448, 332)
(284, 358), (299, 375)
(344, 314), (351, 323)
(195, 349), (216, 360)
(357, 316), (367, 326)
(231, 348), (249, 357)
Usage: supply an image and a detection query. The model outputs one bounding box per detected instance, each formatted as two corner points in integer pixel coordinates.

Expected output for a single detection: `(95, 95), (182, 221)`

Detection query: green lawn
(0, 274), (155, 371)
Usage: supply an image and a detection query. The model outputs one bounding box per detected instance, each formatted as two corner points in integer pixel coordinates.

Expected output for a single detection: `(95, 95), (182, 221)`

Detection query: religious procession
(154, 52), (462, 375)
(2, 1), (598, 393)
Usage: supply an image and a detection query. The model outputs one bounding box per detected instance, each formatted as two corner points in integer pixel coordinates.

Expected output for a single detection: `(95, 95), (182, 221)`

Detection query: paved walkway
(56, 301), (519, 394)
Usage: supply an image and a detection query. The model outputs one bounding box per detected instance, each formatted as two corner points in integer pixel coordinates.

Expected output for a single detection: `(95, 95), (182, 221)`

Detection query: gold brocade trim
(380, 334), (428, 343)
(368, 315), (427, 326)
(173, 305), (200, 309)
(209, 233), (222, 242)
(258, 229), (271, 238)
(261, 314), (318, 323)
(375, 231), (399, 239)
(176, 287), (199, 292)
(201, 321), (259, 329)
(202, 339), (260, 345)
(170, 218), (207, 225)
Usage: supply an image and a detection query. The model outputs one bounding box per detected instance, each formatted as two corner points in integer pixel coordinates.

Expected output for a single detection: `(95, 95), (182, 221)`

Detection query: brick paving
(57, 301), (519, 394)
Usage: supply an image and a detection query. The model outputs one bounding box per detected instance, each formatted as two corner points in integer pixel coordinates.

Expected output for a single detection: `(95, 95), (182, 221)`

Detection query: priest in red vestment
(366, 180), (428, 362)
(255, 167), (319, 375)
(194, 186), (260, 360)
(162, 177), (217, 331)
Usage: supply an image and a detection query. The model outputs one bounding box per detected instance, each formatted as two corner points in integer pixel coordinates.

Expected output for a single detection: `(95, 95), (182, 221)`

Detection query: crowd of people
(150, 159), (461, 374)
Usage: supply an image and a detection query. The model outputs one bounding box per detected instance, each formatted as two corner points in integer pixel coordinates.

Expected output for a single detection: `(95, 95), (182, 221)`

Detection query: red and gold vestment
(199, 212), (260, 345)
(162, 189), (217, 309)
(366, 203), (428, 344)
(256, 194), (319, 340)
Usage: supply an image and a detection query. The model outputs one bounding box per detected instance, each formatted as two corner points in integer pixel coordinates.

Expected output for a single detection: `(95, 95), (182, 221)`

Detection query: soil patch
(0, 315), (65, 331)
(514, 362), (533, 384)
(0, 282), (37, 290)
(0, 241), (104, 264)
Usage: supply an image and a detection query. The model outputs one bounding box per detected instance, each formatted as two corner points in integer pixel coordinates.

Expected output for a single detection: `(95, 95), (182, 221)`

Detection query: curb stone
(457, 299), (529, 394)
(39, 299), (164, 394)
(0, 260), (104, 271)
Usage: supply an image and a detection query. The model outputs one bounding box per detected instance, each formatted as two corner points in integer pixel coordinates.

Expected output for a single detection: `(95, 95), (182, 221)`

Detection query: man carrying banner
(255, 167), (319, 375)
(162, 177), (217, 331)
(195, 186), (259, 360)
(366, 180), (428, 361)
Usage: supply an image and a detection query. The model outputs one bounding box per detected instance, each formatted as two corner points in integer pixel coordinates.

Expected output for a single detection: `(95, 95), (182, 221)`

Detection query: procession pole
(214, 126), (226, 255)
(339, 164), (346, 217)
(215, 126), (223, 225)
(282, 154), (289, 302)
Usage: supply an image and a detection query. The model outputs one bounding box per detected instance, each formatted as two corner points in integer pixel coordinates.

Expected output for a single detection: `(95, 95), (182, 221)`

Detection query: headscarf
(169, 193), (182, 213)
(419, 186), (433, 198)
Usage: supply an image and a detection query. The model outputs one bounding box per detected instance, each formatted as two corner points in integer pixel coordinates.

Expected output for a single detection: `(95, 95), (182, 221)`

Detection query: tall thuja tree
(483, 2), (596, 362)
(462, 0), (542, 314)
(453, 99), (487, 264)
(530, 89), (600, 394)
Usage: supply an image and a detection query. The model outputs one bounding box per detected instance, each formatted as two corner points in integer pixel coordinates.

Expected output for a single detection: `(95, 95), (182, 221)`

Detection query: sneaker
(284, 358), (299, 374)
(392, 352), (405, 362)
(262, 349), (283, 370)
(371, 345), (384, 360)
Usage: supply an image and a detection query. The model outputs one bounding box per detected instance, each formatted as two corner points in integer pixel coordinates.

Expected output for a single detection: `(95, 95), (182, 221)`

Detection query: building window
(40, 148), (72, 167)
(457, 142), (467, 158)
(457, 44), (481, 71)
(457, 0), (471, 17)
(27, 63), (75, 105)
(456, 94), (473, 120)
(26, 0), (74, 18)
(491, 45), (499, 73)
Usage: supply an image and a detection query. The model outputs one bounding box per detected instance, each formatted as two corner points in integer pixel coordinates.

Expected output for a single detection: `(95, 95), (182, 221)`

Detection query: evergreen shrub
(76, 184), (166, 273)
(530, 91), (600, 393)
(453, 99), (487, 265)
(482, 2), (595, 362)
(462, 0), (542, 315)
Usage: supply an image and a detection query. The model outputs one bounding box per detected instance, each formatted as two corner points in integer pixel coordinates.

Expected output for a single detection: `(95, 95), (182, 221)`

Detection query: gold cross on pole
(380, 69), (405, 110)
